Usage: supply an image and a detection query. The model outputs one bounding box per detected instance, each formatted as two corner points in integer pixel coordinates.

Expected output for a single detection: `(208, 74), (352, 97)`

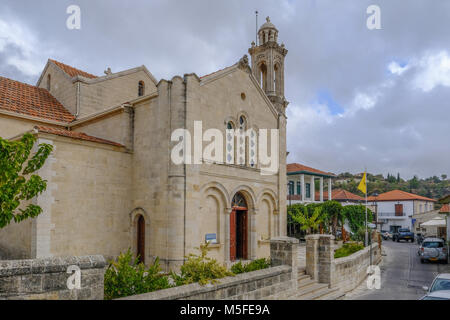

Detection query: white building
(368, 190), (436, 233)
(287, 163), (335, 204)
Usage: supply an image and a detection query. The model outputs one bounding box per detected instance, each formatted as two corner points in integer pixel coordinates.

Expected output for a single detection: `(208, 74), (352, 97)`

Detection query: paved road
(353, 240), (449, 300)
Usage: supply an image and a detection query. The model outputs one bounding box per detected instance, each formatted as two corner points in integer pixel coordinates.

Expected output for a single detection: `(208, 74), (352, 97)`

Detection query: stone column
(250, 209), (258, 260)
(224, 207), (232, 263)
(318, 235), (335, 287)
(311, 176), (315, 202)
(306, 234), (335, 287)
(301, 174), (306, 202)
(305, 234), (320, 280)
(328, 178), (332, 201)
(270, 237), (299, 282)
(320, 177), (324, 202)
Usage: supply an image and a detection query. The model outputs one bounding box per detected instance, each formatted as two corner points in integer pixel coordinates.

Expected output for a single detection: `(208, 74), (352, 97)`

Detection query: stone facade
(305, 234), (382, 293)
(0, 255), (105, 300)
(0, 18), (289, 272)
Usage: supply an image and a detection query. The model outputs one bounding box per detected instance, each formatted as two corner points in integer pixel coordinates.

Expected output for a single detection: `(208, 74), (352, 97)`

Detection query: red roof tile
(317, 189), (365, 202)
(50, 59), (97, 79)
(367, 190), (436, 202)
(287, 189), (363, 202)
(35, 126), (123, 147)
(440, 204), (449, 213)
(0, 76), (75, 123)
(287, 163), (335, 177)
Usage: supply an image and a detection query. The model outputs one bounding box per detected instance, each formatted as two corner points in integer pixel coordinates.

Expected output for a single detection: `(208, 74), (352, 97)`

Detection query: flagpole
(365, 169), (368, 247)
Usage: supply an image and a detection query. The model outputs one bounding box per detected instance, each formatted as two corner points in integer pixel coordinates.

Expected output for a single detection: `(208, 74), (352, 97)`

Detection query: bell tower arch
(249, 16), (289, 114)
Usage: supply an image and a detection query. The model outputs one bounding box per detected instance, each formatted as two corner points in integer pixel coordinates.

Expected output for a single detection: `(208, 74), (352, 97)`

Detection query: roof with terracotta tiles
(287, 163), (335, 177)
(35, 126), (123, 147)
(440, 204), (449, 213)
(0, 76), (75, 123)
(50, 59), (97, 79)
(287, 189), (364, 202)
(367, 190), (436, 202)
(322, 189), (365, 202)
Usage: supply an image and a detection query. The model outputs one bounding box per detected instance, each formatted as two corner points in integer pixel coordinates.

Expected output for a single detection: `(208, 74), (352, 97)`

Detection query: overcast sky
(1, 0), (449, 179)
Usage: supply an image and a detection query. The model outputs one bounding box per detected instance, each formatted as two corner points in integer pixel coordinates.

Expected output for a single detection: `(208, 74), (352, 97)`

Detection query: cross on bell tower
(249, 16), (289, 114)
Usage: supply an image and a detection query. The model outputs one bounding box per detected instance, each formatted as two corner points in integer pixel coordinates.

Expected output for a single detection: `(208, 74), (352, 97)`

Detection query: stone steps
(297, 286), (340, 300)
(281, 266), (346, 300)
(317, 290), (346, 300)
(291, 282), (330, 299)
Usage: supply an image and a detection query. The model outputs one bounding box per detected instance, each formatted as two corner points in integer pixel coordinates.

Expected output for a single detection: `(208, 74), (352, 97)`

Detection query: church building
(0, 17), (289, 270)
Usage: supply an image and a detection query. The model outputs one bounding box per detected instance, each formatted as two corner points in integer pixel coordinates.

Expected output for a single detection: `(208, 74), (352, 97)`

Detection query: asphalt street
(353, 240), (450, 300)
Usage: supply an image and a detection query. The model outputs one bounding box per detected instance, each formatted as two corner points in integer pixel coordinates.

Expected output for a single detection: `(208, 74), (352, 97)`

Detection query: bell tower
(249, 16), (289, 114)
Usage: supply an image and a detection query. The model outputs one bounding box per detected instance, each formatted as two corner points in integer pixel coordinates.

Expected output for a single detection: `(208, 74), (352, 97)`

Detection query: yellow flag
(358, 172), (367, 194)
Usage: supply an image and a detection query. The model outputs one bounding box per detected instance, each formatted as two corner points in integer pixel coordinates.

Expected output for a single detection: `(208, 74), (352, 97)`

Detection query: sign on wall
(205, 234), (217, 244)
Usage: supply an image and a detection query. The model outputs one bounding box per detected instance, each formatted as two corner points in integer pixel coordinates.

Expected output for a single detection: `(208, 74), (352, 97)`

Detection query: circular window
(227, 122), (234, 130)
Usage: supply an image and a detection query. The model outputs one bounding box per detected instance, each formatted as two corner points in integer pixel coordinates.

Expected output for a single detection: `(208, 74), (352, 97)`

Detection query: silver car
(420, 290), (450, 300)
(419, 238), (448, 263)
(423, 274), (450, 296)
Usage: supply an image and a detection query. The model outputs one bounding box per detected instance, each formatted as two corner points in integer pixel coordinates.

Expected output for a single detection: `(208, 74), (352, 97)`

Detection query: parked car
(416, 233), (425, 245)
(419, 238), (448, 263)
(420, 290), (450, 300)
(392, 228), (414, 242)
(422, 274), (450, 295)
(381, 230), (392, 240)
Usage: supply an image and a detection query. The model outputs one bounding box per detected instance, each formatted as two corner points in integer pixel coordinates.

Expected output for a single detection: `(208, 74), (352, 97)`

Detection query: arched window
(137, 215), (145, 264)
(259, 63), (267, 91)
(138, 81), (145, 97)
(232, 192), (248, 209)
(226, 121), (235, 164)
(47, 74), (51, 91)
(274, 64), (279, 94)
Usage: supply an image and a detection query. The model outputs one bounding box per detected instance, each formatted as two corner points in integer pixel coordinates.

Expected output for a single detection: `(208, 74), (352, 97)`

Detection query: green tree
(409, 175), (420, 191)
(321, 201), (343, 236)
(289, 204), (323, 234)
(341, 205), (373, 235)
(0, 133), (53, 228)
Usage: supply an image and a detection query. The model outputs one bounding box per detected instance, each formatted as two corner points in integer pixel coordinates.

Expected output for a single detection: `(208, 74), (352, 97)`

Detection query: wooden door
(230, 210), (237, 261)
(395, 204), (403, 216)
(137, 215), (145, 264)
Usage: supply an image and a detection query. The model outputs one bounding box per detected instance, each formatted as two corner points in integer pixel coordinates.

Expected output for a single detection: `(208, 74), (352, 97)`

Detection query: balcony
(377, 212), (407, 219)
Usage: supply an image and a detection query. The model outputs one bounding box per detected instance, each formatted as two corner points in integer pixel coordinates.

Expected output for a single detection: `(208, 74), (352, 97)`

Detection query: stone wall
(306, 234), (382, 294)
(332, 243), (381, 293)
(119, 237), (299, 300)
(0, 255), (106, 300)
(120, 265), (294, 300)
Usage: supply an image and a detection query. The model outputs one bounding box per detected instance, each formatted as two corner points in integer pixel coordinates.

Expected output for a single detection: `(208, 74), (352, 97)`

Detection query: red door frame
(230, 206), (248, 261)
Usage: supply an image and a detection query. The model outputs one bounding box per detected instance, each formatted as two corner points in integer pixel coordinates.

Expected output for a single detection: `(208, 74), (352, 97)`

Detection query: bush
(104, 249), (171, 300)
(351, 227), (367, 243)
(171, 243), (234, 286)
(231, 258), (271, 275)
(334, 242), (364, 259)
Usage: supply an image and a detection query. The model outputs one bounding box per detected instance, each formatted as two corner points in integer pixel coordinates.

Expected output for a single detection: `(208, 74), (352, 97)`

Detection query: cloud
(0, 0), (449, 179)
(0, 17), (39, 76)
(412, 50), (450, 92)
(388, 61), (409, 75)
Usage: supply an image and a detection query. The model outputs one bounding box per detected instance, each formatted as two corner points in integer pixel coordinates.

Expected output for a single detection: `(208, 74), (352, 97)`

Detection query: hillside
(331, 172), (450, 202)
